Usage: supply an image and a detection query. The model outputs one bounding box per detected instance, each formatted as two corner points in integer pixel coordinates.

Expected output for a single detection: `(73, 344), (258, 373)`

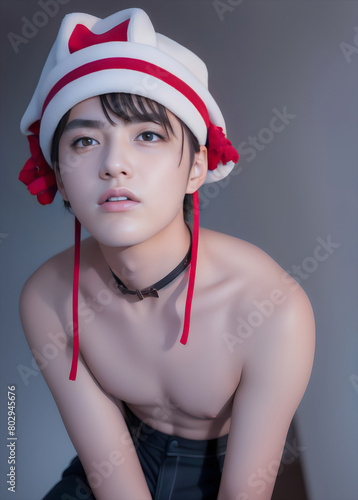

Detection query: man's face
(57, 96), (196, 248)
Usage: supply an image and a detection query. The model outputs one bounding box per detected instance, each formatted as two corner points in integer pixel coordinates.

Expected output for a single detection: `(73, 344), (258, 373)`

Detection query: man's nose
(99, 136), (133, 179)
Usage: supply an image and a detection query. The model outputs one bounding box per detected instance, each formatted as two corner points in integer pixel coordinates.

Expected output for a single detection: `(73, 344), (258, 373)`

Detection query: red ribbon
(180, 190), (200, 346)
(69, 217), (81, 381)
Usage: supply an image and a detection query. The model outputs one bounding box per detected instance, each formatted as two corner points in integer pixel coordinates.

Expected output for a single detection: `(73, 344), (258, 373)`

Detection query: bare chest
(76, 289), (243, 437)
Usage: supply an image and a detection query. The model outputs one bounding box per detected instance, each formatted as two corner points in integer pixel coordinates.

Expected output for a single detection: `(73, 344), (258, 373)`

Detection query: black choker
(111, 231), (192, 300)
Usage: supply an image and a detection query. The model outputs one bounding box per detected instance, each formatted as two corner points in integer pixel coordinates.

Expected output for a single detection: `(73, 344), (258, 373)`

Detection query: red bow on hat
(19, 121), (58, 205)
(68, 19), (130, 54)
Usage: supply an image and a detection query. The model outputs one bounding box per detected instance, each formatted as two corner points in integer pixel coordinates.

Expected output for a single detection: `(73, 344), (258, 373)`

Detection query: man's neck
(97, 217), (192, 292)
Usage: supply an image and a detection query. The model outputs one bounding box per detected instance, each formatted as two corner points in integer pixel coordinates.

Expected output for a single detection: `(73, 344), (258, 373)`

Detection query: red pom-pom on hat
(19, 121), (58, 205)
(207, 123), (239, 172)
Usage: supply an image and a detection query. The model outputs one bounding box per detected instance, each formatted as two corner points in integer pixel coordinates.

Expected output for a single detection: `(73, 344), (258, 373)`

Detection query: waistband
(123, 402), (228, 458)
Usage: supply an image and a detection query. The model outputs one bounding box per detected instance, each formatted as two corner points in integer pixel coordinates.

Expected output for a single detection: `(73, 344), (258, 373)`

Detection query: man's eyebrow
(128, 115), (161, 125)
(64, 116), (164, 130)
(64, 119), (105, 131)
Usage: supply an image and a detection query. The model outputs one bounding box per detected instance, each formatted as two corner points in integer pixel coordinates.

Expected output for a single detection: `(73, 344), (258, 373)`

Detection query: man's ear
(54, 164), (69, 202)
(186, 146), (208, 194)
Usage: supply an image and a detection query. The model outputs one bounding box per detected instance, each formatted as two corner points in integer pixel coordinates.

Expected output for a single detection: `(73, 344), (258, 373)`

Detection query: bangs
(51, 92), (200, 219)
(99, 93), (175, 137)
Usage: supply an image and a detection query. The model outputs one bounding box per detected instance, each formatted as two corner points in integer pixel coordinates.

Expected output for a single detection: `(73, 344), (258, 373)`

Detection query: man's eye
(137, 132), (163, 142)
(72, 137), (99, 148)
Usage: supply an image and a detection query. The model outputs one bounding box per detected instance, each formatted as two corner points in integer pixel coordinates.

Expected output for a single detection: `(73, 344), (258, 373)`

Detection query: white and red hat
(20, 7), (238, 203)
(19, 8), (239, 380)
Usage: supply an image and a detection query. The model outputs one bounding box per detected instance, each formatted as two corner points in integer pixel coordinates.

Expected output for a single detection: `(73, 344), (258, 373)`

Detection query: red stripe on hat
(42, 58), (210, 127)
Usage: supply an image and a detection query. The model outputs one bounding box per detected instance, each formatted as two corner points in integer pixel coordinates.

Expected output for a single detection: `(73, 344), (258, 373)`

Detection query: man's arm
(218, 284), (315, 500)
(19, 269), (152, 500)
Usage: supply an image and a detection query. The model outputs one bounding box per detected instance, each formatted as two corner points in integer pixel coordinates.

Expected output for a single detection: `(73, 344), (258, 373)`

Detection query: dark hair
(51, 93), (200, 220)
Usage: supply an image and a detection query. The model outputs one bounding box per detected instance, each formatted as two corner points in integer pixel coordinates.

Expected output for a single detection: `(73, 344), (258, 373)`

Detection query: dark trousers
(43, 404), (228, 499)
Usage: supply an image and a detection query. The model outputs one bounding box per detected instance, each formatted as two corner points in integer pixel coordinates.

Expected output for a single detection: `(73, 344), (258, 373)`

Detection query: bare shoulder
(19, 236), (102, 349)
(19, 247), (74, 362)
(200, 227), (291, 284)
(200, 228), (315, 354)
(200, 227), (313, 297)
(19, 236), (96, 308)
(20, 245), (73, 315)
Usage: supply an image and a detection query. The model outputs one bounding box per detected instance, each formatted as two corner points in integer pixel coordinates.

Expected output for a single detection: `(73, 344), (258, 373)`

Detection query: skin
(19, 97), (315, 500)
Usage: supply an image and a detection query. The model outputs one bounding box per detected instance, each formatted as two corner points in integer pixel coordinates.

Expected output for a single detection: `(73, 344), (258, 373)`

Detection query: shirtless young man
(18, 7), (315, 500)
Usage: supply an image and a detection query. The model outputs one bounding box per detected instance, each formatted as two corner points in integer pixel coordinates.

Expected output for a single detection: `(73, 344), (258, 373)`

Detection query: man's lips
(98, 188), (139, 205)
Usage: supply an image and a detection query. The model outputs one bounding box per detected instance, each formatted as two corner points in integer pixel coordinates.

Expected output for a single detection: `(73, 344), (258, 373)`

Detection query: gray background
(0, 0), (357, 499)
